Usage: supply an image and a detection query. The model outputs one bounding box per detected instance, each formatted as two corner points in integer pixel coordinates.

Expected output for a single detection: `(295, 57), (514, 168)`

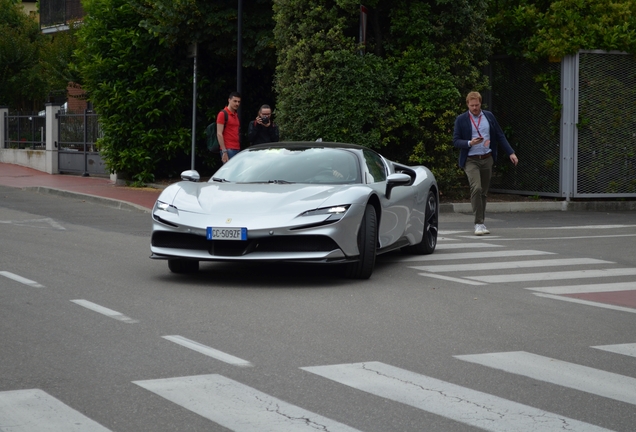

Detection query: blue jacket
(452, 110), (515, 168)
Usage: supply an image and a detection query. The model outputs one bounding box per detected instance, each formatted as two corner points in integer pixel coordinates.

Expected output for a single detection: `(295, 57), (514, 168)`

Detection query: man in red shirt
(216, 92), (241, 164)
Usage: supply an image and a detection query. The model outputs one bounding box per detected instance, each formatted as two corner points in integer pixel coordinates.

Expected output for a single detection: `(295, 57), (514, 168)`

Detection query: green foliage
(273, 0), (493, 196)
(0, 0), (47, 110)
(492, 0), (636, 60)
(74, 0), (192, 183)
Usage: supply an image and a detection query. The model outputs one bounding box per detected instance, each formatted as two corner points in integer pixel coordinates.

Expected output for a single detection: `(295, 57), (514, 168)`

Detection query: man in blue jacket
(453, 91), (519, 236)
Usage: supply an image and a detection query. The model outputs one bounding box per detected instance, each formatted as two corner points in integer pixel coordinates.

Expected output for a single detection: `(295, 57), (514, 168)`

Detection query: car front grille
(152, 232), (339, 257)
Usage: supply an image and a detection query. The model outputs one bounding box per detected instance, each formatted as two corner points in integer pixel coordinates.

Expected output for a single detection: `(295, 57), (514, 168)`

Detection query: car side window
(363, 149), (387, 183)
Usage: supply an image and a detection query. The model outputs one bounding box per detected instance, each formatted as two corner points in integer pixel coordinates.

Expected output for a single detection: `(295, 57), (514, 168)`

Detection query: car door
(362, 149), (413, 248)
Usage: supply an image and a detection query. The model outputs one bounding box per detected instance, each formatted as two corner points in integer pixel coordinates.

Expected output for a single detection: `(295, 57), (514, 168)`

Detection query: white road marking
(70, 300), (139, 323)
(0, 271), (44, 288)
(0, 217), (65, 230)
(417, 273), (487, 285)
(455, 351), (636, 405)
(302, 362), (611, 432)
(162, 335), (253, 367)
(0, 389), (111, 431)
(437, 242), (503, 250)
(133, 374), (362, 432)
(478, 234), (636, 242)
(525, 225), (636, 230)
(533, 293), (636, 314)
(393, 249), (554, 263)
(592, 343), (636, 358)
(526, 281), (636, 294)
(411, 258), (611, 273)
(467, 268), (636, 283)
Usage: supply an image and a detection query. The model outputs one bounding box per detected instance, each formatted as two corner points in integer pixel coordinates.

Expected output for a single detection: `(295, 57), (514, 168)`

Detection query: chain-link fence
(488, 57), (561, 196)
(489, 51), (636, 199)
(576, 52), (636, 196)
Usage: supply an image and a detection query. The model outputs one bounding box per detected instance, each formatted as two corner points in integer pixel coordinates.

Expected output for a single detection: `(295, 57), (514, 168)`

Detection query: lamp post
(237, 0), (243, 116)
(188, 42), (198, 170)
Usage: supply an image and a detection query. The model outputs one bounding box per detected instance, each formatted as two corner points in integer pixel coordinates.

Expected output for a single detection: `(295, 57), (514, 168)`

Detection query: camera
(260, 115), (270, 125)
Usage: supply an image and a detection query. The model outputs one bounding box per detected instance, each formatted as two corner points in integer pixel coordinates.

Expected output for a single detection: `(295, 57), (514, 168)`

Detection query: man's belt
(468, 153), (492, 160)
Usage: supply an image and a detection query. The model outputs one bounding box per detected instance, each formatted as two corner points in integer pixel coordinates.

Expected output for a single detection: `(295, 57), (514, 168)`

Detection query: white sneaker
(474, 224), (484, 236)
(480, 224), (490, 235)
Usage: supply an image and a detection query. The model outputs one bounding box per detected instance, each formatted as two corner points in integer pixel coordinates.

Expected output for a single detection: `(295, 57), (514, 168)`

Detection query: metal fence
(489, 51), (636, 199)
(3, 113), (46, 150)
(575, 51), (636, 196)
(40, 0), (85, 28)
(488, 57), (561, 197)
(57, 109), (107, 176)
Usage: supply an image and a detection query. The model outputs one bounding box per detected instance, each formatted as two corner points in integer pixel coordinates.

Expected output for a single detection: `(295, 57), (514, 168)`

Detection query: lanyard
(469, 113), (482, 137)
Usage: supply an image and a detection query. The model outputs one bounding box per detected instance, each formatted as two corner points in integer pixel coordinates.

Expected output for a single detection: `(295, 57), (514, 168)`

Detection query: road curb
(23, 187), (151, 213)
(440, 200), (636, 214)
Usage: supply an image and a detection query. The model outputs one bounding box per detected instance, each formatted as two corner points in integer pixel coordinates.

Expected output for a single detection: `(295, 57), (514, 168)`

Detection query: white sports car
(150, 142), (438, 279)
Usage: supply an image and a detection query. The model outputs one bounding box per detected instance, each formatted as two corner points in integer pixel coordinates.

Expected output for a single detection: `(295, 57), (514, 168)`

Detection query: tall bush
(273, 0), (493, 196)
(75, 0), (192, 183)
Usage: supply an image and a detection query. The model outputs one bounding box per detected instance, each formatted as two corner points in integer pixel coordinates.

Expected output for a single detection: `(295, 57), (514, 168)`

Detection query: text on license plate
(206, 227), (247, 241)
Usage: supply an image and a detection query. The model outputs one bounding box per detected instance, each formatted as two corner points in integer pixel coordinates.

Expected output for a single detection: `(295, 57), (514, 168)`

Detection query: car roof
(249, 141), (369, 151)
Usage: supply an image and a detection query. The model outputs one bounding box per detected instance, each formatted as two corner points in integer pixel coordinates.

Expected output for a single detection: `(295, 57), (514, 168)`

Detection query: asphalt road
(1, 185), (635, 432)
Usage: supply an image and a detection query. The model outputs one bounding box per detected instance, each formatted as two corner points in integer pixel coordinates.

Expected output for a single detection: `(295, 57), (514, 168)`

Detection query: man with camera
(248, 105), (280, 146)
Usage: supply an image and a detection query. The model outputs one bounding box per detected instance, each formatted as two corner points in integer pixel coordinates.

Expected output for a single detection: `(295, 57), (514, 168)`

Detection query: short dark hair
(229, 91), (241, 99)
(259, 104), (271, 112)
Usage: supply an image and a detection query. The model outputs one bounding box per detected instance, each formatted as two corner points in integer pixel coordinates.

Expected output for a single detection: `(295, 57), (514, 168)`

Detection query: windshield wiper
(212, 177), (229, 182)
(268, 179), (294, 184)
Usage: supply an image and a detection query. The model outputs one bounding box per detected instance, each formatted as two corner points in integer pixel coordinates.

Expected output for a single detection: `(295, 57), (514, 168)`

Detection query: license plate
(206, 227), (247, 241)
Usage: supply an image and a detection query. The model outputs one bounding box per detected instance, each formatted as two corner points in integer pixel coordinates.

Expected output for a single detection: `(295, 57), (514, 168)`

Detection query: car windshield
(211, 147), (361, 184)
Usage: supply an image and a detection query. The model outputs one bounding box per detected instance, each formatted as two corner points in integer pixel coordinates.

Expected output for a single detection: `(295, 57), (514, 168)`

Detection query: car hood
(157, 182), (368, 229)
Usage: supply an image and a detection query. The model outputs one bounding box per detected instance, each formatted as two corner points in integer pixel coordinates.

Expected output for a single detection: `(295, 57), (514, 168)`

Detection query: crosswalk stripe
(133, 374), (362, 432)
(411, 258), (611, 273)
(455, 351), (636, 405)
(417, 273), (487, 285)
(466, 268), (636, 283)
(391, 249), (553, 263)
(301, 362), (611, 432)
(437, 242), (503, 250)
(0, 389), (111, 431)
(526, 281), (636, 294)
(533, 293), (636, 314)
(592, 343), (636, 358)
(162, 335), (253, 367)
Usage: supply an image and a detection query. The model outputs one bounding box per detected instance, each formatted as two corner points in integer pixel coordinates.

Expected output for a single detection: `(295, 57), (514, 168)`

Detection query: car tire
(168, 259), (199, 274)
(345, 204), (377, 279)
(405, 189), (438, 255)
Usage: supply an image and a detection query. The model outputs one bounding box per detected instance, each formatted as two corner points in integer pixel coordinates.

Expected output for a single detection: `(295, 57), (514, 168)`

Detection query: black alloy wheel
(345, 204), (378, 279)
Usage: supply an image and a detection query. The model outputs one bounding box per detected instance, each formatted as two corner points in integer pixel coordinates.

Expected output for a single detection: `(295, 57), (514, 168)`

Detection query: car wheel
(168, 259), (199, 274)
(345, 204), (377, 279)
(405, 189), (438, 254)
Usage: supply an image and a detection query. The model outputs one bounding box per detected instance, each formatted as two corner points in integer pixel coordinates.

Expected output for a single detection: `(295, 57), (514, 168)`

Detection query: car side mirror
(180, 170), (200, 182)
(385, 173), (412, 199)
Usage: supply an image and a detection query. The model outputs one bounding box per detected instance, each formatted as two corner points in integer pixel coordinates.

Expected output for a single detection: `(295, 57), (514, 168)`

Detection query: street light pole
(237, 0), (243, 98)
(190, 42), (198, 170)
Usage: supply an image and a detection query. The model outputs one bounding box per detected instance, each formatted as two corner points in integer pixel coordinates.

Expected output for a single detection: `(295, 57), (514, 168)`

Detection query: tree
(273, 0), (493, 196)
(491, 0), (636, 59)
(0, 0), (47, 111)
(74, 0), (278, 183)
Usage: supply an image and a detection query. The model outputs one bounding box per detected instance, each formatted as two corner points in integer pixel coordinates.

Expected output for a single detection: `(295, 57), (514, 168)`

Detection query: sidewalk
(0, 162), (160, 212)
(1, 162), (635, 213)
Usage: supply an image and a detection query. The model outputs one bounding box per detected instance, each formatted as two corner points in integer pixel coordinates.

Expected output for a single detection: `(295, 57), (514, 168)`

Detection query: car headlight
(154, 200), (178, 215)
(300, 205), (350, 221)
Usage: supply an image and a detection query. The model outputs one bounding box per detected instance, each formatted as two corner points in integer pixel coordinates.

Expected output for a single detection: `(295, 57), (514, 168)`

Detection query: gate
(57, 109), (107, 176)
